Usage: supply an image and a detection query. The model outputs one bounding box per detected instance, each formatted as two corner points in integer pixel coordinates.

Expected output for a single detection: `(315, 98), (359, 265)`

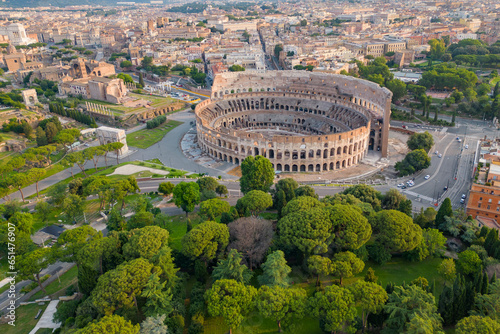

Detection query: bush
(367, 244), (392, 265)
(20, 274), (50, 293)
(54, 300), (80, 324)
(146, 115), (167, 129)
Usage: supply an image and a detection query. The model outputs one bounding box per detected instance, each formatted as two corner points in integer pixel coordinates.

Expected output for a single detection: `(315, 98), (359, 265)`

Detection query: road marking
(403, 190), (433, 202)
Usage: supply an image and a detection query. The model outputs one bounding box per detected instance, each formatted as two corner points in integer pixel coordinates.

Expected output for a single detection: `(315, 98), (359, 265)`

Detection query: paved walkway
(110, 165), (169, 176)
(29, 300), (61, 334)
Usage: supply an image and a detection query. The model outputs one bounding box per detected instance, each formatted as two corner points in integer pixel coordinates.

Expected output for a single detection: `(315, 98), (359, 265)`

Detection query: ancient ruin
(195, 70), (392, 172)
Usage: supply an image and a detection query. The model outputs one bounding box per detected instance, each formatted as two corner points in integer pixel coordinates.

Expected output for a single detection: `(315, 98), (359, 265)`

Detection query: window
(487, 205), (491, 210)
(478, 203), (482, 208)
(480, 197), (483, 201)
(489, 199), (492, 203)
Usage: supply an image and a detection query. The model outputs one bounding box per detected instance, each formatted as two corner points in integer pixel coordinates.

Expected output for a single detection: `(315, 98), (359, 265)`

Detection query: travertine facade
(96, 126), (128, 155)
(195, 71), (392, 172)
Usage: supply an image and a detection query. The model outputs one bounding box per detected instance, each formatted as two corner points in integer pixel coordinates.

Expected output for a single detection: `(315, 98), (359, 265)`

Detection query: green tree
(123, 226), (169, 260)
(456, 315), (500, 334)
(28, 168), (46, 198)
(236, 190), (272, 216)
(407, 131), (434, 152)
(348, 280), (388, 330)
(281, 196), (323, 217)
(429, 38), (446, 59)
(295, 185), (317, 198)
(17, 248), (56, 294)
(205, 279), (257, 334)
(172, 182), (200, 217)
(277, 207), (332, 255)
(141, 273), (173, 317)
(157, 182), (174, 196)
(436, 198), (453, 226)
(328, 204), (372, 250)
(196, 176), (219, 192)
(212, 249), (252, 284)
(308, 255), (333, 286)
(120, 60), (132, 68)
(372, 210), (423, 253)
(256, 285), (307, 332)
(395, 149), (431, 176)
(182, 221), (229, 265)
(384, 285), (443, 333)
(386, 79), (407, 103)
(36, 127), (47, 146)
(365, 267), (378, 283)
(62, 193), (85, 222)
(342, 184), (382, 210)
(309, 285), (357, 334)
(274, 44), (283, 58)
(240, 156), (274, 194)
(76, 315), (140, 334)
(57, 225), (98, 267)
(457, 249), (482, 275)
(216, 184), (228, 197)
(275, 178), (298, 202)
(258, 250), (291, 287)
(382, 188), (407, 210)
(330, 251), (365, 285)
(91, 258), (154, 315)
(200, 198), (231, 220)
(35, 200), (51, 221)
(139, 72), (145, 87)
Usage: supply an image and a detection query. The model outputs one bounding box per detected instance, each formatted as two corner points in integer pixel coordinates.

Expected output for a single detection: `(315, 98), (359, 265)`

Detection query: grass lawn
(491, 76), (500, 86)
(29, 265), (78, 301)
(167, 213), (204, 250)
(204, 315), (322, 334)
(0, 302), (49, 334)
(126, 120), (183, 148)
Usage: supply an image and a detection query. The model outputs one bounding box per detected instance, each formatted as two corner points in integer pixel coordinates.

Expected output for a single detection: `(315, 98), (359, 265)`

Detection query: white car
(397, 183), (404, 188)
(465, 145), (469, 149)
(424, 175), (430, 180)
(461, 194), (466, 199)
(438, 154), (442, 158)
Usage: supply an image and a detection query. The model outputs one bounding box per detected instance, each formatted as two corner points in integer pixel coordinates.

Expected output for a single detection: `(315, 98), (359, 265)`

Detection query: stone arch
(323, 163), (327, 171)
(284, 164), (290, 172)
(292, 164), (298, 172)
(268, 149), (274, 159)
(337, 147), (342, 155)
(235, 157), (239, 164)
(300, 165), (306, 172)
(330, 148), (335, 156)
(343, 146), (347, 154)
(342, 160), (346, 168)
(308, 164), (314, 172)
(330, 162), (334, 170)
(316, 164), (321, 172)
(336, 161), (340, 169)
(277, 163), (282, 171)
(323, 149), (328, 159)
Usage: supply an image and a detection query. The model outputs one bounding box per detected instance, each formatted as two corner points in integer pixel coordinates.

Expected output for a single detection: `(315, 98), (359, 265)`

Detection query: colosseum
(194, 70), (392, 173)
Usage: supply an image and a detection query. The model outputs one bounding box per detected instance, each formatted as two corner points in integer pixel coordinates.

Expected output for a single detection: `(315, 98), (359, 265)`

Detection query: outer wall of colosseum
(195, 70), (392, 172)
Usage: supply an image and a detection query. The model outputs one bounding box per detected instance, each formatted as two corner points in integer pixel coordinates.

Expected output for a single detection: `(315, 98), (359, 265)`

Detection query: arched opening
(300, 165), (306, 172)
(308, 164), (314, 172)
(235, 158), (239, 165)
(223, 154), (227, 162)
(309, 150), (314, 158)
(337, 147), (342, 155)
(316, 150), (321, 157)
(284, 164), (290, 172)
(277, 163), (282, 171)
(330, 162), (334, 170)
(292, 164), (298, 172)
(323, 149), (328, 159)
(336, 161), (340, 169)
(369, 138), (374, 150)
(323, 163), (327, 171)
(343, 146), (347, 154)
(268, 149), (274, 159)
(342, 160), (346, 168)
(316, 164), (321, 172)
(330, 148), (335, 156)
(229, 156), (233, 163)
(254, 147), (259, 156)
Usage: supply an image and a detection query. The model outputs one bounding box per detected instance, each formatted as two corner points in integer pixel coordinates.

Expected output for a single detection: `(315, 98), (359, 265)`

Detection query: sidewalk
(29, 300), (60, 334)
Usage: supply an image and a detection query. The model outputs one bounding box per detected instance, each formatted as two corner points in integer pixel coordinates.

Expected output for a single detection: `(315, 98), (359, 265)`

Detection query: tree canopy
(240, 156), (274, 194)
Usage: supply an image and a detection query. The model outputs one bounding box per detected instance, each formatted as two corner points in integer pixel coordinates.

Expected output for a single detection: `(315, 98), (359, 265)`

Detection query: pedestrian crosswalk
(403, 190), (434, 202)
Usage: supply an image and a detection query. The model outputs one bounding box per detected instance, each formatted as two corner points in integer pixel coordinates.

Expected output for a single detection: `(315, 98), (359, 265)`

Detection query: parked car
(438, 154), (442, 158)
(424, 175), (430, 180)
(460, 198), (465, 204)
(461, 194), (466, 199)
(444, 186), (448, 191)
(397, 183), (404, 188)
(465, 145), (469, 149)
